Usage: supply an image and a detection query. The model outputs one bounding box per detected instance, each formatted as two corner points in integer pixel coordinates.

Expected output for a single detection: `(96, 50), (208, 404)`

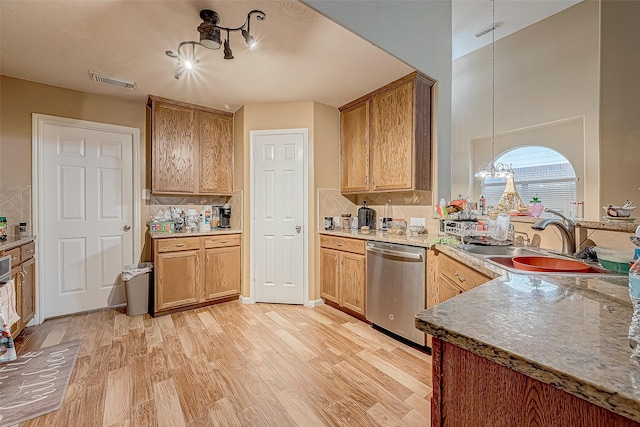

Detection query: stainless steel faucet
(531, 208), (576, 255)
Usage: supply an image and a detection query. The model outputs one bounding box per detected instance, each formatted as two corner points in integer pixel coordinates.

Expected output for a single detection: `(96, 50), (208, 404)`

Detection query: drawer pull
(336, 242), (343, 246)
(174, 243), (186, 248)
(25, 249), (34, 254)
(455, 272), (466, 282)
(12, 256), (19, 261)
(218, 240), (229, 244)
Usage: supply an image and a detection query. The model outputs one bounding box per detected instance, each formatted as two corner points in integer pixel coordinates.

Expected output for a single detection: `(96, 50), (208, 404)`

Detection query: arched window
(481, 146), (577, 213)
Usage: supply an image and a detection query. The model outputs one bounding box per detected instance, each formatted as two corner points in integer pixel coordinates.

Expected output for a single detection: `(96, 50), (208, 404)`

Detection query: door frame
(249, 128), (309, 305)
(32, 113), (141, 324)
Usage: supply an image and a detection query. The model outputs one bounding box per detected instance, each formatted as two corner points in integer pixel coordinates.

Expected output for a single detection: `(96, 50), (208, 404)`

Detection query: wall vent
(89, 70), (137, 90)
(475, 22), (502, 38)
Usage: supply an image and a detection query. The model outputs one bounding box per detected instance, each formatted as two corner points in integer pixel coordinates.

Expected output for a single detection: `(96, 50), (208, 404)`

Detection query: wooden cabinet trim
(3, 247), (21, 266)
(20, 242), (36, 261)
(203, 234), (241, 249)
(156, 237), (201, 253)
(320, 235), (366, 255)
(148, 95), (233, 117)
(438, 252), (490, 292)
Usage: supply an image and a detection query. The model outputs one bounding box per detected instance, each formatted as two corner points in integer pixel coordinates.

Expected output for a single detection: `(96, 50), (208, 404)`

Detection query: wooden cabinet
(338, 72), (434, 194)
(427, 250), (490, 310)
(148, 96), (234, 195)
(319, 235), (366, 319)
(156, 249), (200, 311)
(203, 235), (241, 301)
(1, 240), (36, 337)
(152, 234), (241, 316)
(340, 101), (370, 192)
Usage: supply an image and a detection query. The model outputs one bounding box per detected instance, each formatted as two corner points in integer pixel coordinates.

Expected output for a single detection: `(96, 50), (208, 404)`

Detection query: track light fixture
(166, 8), (266, 79)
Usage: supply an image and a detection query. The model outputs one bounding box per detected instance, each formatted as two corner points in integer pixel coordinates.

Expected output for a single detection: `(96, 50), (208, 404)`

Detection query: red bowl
(512, 256), (590, 272)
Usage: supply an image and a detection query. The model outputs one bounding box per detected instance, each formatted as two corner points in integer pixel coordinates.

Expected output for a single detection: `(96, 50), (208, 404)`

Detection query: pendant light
(475, 0), (512, 179)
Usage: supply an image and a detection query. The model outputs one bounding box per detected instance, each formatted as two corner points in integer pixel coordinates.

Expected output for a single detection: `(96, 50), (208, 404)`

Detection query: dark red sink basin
(487, 256), (605, 274)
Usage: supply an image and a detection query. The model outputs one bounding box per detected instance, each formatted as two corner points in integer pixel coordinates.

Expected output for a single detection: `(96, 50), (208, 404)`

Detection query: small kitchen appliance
(220, 203), (232, 228)
(358, 201), (376, 229)
(0, 254), (11, 284)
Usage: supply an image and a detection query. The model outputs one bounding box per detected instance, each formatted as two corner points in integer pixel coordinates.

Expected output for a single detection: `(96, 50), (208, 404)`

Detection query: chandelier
(166, 9), (266, 79)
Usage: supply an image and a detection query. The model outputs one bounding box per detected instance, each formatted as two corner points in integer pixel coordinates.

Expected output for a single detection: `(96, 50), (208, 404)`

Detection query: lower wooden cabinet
(320, 235), (366, 319)
(152, 234), (241, 316)
(1, 240), (36, 337)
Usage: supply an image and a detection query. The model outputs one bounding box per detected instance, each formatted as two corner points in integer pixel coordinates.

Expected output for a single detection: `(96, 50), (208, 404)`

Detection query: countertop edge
(416, 314), (640, 423)
(319, 230), (432, 248)
(0, 236), (37, 252)
(149, 230), (242, 239)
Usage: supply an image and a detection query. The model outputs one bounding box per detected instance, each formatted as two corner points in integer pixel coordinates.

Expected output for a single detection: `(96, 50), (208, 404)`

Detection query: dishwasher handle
(366, 246), (423, 260)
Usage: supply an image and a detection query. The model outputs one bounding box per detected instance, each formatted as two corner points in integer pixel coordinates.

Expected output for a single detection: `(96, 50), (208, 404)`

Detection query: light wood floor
(13, 301), (432, 426)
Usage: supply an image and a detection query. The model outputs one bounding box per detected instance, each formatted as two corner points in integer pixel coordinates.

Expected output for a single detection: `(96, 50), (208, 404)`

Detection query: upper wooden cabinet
(148, 96), (234, 195)
(340, 101), (370, 192)
(338, 72), (434, 193)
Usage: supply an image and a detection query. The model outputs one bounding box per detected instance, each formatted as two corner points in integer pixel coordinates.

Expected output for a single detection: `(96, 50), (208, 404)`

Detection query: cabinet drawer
(203, 234), (240, 249)
(320, 235), (365, 255)
(3, 247), (21, 266)
(438, 253), (490, 292)
(20, 242), (36, 261)
(156, 237), (200, 253)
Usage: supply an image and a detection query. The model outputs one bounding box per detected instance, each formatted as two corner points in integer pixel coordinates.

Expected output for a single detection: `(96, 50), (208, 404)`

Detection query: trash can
(122, 262), (152, 317)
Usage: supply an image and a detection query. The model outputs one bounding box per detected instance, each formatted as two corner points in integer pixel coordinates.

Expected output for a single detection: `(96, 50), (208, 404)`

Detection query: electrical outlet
(410, 217), (426, 227)
(142, 189), (151, 200)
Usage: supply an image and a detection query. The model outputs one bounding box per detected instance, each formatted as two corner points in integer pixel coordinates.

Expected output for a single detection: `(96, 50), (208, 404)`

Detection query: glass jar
(528, 198), (544, 217)
(341, 214), (351, 231)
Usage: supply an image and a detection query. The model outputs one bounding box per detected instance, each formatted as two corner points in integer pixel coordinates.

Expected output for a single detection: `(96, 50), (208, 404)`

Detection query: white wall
(301, 0), (452, 200)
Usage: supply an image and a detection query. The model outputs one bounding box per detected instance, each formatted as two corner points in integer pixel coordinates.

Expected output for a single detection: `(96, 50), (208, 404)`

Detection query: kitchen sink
(458, 244), (614, 275)
(486, 256), (609, 275)
(458, 244), (545, 257)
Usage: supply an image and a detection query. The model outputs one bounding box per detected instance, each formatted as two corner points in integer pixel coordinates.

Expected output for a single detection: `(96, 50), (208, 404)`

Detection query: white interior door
(37, 117), (137, 319)
(252, 129), (307, 304)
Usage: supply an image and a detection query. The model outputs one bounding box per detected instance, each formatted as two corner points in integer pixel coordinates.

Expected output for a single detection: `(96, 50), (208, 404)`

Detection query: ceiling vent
(89, 70), (137, 90)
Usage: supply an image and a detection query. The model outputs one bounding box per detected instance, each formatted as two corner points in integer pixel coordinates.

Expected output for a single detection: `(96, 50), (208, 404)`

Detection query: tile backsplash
(0, 185), (32, 235)
(317, 188), (439, 234)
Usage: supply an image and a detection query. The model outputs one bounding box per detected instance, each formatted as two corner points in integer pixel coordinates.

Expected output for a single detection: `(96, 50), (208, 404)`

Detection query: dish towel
(0, 279), (20, 328)
(0, 279), (18, 362)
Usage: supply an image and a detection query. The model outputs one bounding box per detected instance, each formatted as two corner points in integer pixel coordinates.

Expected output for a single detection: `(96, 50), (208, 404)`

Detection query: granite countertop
(416, 245), (640, 422)
(319, 229), (432, 248)
(0, 235), (37, 252)
(149, 229), (242, 239)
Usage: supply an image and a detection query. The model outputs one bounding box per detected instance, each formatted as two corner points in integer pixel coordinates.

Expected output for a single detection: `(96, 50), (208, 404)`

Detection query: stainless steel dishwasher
(366, 241), (427, 346)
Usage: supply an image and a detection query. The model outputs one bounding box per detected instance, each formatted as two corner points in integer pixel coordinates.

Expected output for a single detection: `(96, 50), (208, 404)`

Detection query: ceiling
(0, 1), (583, 112)
(0, 0), (413, 112)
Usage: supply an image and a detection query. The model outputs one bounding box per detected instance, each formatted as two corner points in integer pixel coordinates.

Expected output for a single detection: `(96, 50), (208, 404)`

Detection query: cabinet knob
(455, 272), (466, 282)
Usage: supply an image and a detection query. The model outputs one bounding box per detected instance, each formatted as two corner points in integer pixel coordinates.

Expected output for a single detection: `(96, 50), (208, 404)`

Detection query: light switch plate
(142, 189), (151, 200)
(410, 217), (426, 227)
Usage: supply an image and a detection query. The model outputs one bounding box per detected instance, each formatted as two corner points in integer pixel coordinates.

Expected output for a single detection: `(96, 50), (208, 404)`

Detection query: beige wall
(235, 101), (340, 302)
(452, 1), (600, 219)
(0, 75), (148, 255)
(600, 0), (640, 206)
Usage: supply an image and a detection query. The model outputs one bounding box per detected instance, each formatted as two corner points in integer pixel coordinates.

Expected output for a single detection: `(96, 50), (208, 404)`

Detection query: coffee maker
(220, 203), (231, 228)
(357, 201), (376, 229)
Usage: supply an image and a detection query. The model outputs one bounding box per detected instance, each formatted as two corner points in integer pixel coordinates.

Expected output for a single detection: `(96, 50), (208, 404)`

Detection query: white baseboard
(305, 298), (324, 308)
(240, 296), (255, 304)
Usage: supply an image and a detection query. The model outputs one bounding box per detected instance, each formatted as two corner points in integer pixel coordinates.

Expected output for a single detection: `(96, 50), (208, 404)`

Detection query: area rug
(0, 340), (81, 425)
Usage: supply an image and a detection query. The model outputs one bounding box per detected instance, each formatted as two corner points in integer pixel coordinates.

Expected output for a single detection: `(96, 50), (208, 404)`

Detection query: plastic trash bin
(122, 262), (152, 317)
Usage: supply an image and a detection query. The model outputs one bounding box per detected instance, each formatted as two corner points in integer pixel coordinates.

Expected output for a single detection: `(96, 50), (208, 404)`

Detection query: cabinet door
(19, 257), (36, 328)
(340, 101), (370, 193)
(199, 111), (233, 194)
(437, 274), (464, 304)
(152, 101), (197, 193)
(203, 246), (240, 300)
(340, 252), (366, 315)
(320, 248), (340, 304)
(370, 80), (414, 191)
(156, 250), (200, 310)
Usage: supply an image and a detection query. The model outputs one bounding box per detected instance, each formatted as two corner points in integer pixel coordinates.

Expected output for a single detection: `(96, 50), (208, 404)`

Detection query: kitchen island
(416, 258), (640, 426)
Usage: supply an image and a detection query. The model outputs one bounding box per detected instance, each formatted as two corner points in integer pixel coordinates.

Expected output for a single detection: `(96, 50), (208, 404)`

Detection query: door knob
(124, 225), (131, 231)
(295, 225), (302, 233)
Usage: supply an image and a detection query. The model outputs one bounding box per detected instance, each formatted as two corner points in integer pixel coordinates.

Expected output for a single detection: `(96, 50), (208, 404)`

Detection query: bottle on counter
(0, 217), (6, 240)
(629, 257), (640, 357)
(479, 195), (486, 216)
